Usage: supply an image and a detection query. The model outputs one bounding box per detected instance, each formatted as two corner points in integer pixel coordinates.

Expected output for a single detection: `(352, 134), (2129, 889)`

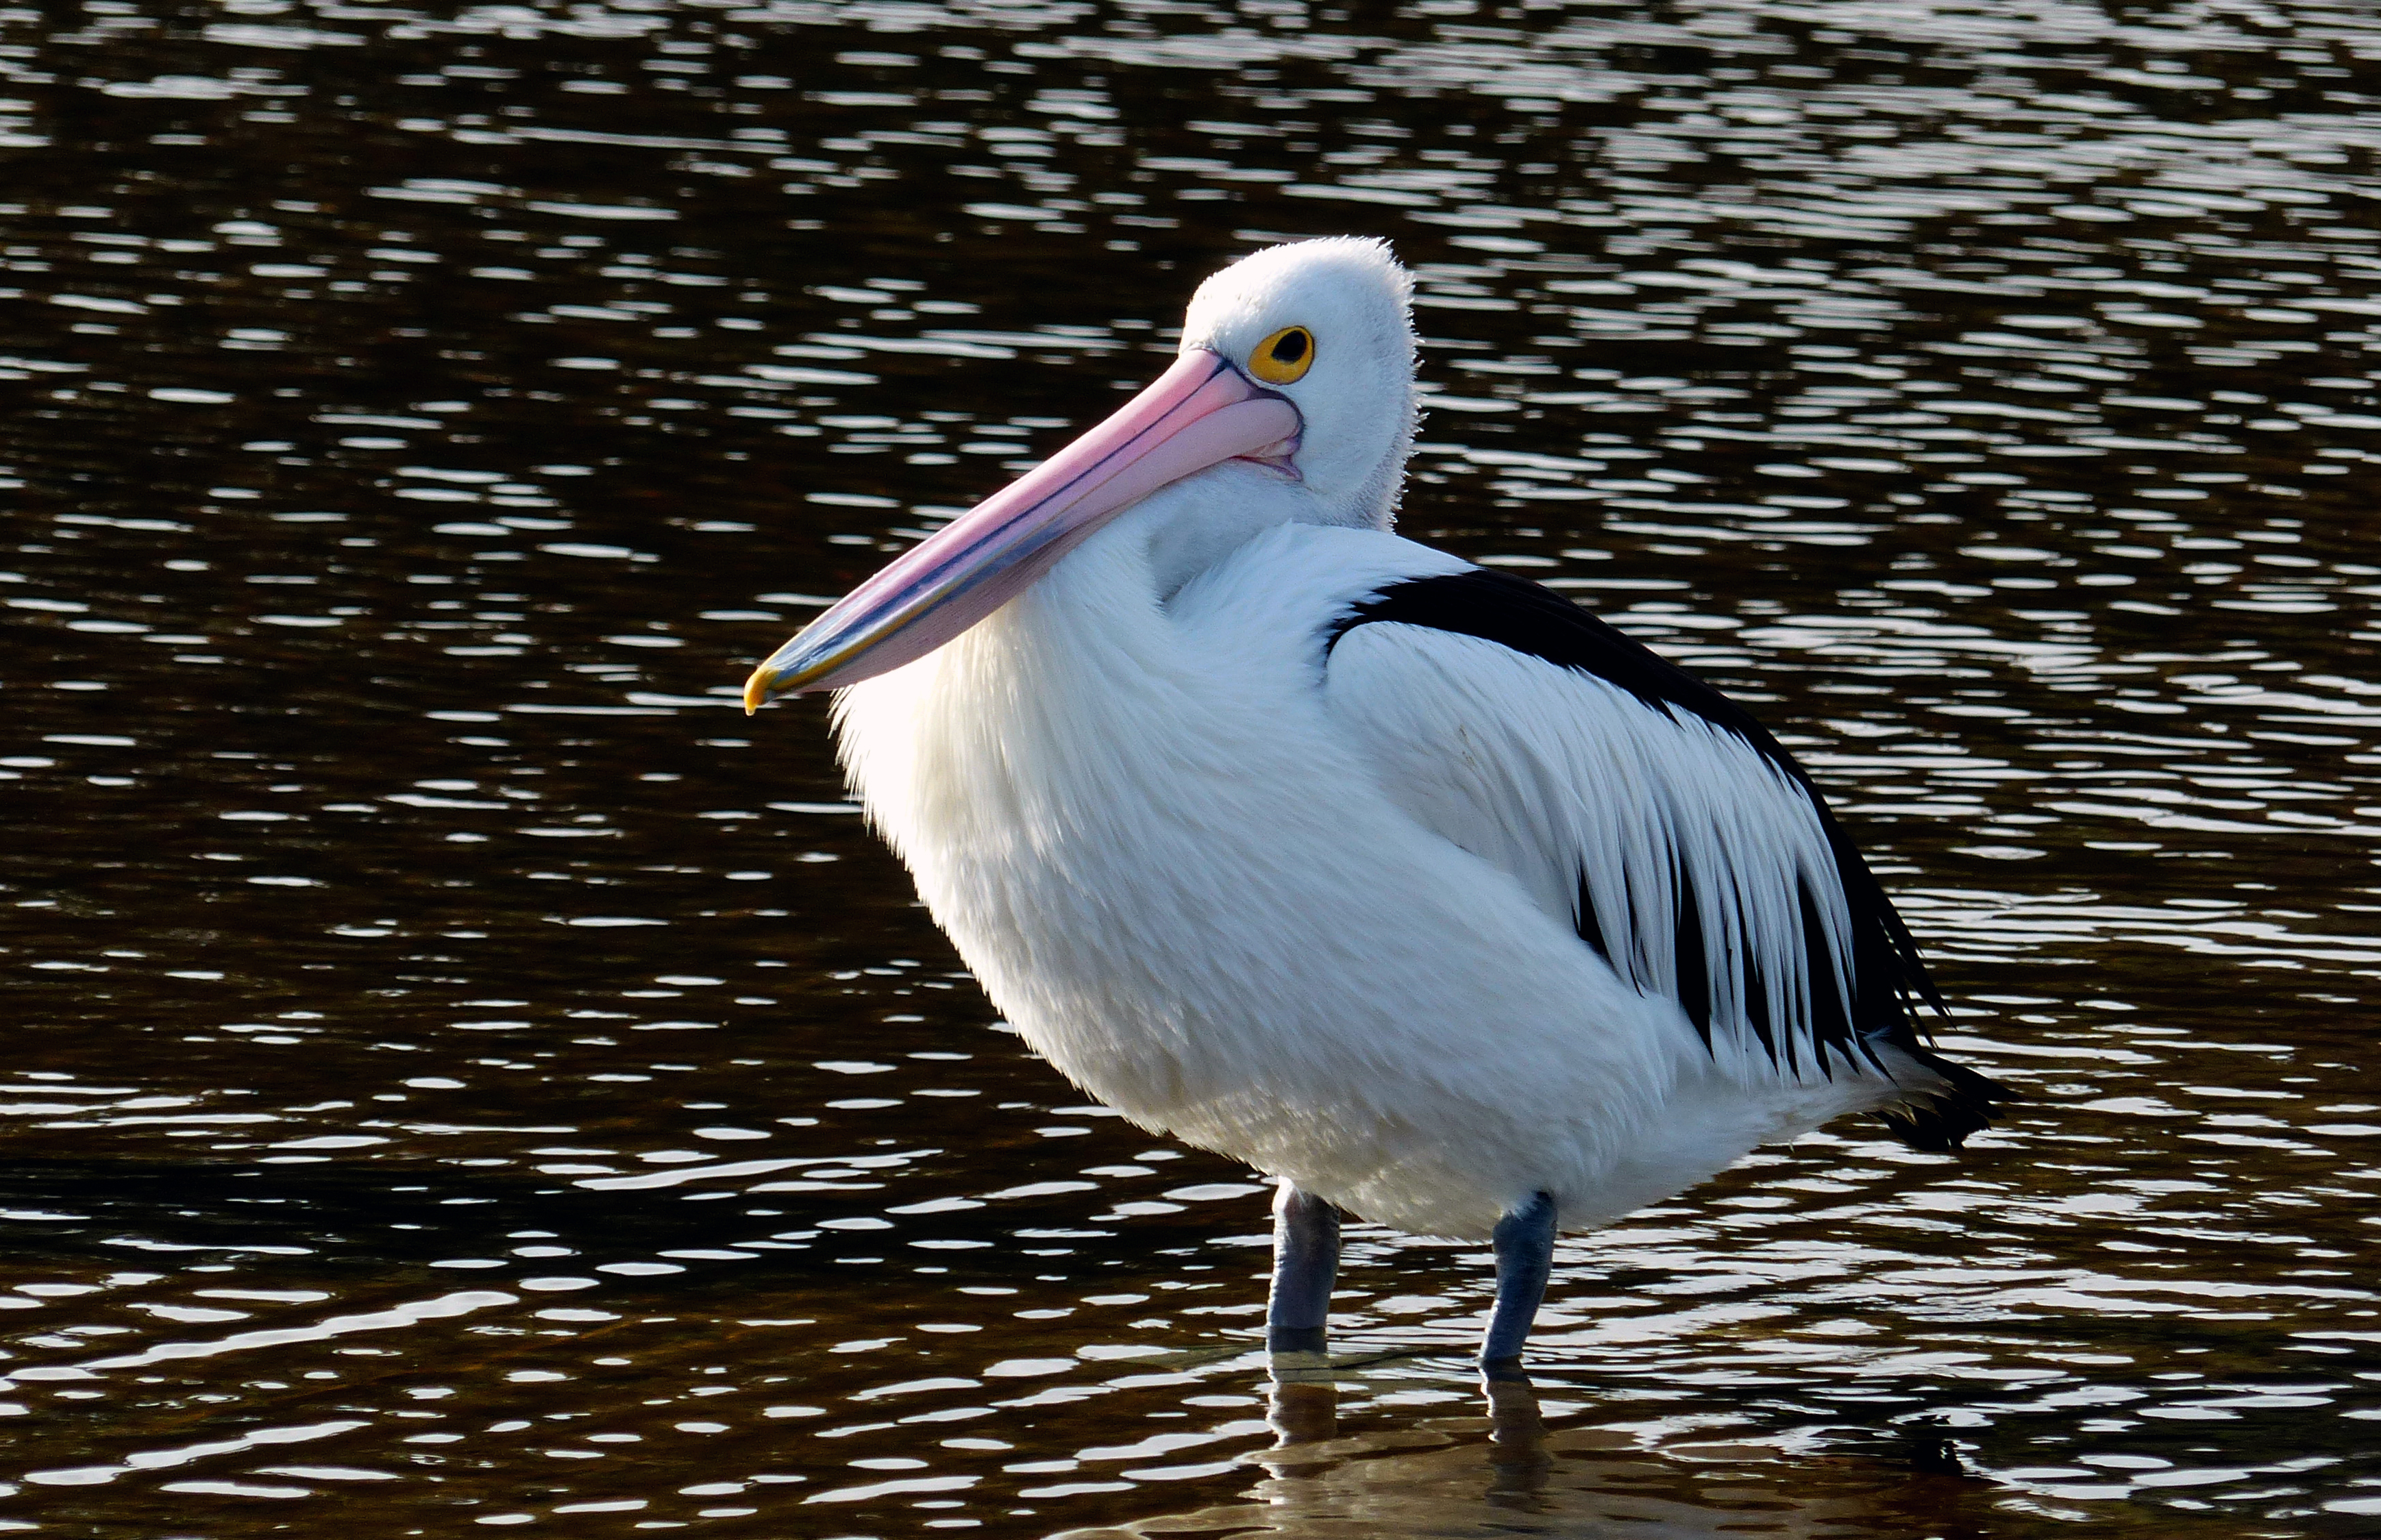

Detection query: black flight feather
(1324, 566), (2009, 1150)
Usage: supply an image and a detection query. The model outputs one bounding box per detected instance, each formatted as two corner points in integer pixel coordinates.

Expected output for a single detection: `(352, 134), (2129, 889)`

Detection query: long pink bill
(743, 349), (1300, 707)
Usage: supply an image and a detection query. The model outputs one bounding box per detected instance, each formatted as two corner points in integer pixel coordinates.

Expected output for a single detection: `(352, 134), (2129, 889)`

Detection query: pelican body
(748, 240), (2002, 1367)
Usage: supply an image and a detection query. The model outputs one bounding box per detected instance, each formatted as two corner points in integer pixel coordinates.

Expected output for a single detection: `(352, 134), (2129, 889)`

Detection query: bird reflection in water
(1047, 1356), (2026, 1540)
(1261, 1361), (1553, 1509)
(1481, 1372), (1556, 1507)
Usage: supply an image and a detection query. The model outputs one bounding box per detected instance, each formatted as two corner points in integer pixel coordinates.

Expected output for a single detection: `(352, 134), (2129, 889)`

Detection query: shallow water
(4, 0), (2381, 1534)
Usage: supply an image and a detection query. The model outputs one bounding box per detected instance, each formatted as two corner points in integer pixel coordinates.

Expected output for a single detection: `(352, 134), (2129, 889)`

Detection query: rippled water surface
(5, 0), (2381, 1534)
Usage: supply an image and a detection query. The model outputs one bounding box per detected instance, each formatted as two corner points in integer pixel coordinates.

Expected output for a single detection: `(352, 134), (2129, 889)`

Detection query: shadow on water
(3, 0), (2380, 1532)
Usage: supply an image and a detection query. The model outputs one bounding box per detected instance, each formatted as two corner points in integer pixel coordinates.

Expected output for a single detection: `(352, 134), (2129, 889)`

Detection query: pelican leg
(1266, 1184), (1340, 1355)
(1479, 1190), (1556, 1369)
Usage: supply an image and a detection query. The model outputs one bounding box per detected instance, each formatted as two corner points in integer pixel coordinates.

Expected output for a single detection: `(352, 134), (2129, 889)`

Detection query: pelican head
(745, 237), (1417, 706)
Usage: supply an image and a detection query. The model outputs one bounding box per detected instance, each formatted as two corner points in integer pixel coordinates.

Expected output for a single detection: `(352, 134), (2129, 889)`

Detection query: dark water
(5, 0), (2381, 1534)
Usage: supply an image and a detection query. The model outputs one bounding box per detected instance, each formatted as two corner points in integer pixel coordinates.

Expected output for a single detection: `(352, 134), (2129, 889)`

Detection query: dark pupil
(1270, 330), (1309, 364)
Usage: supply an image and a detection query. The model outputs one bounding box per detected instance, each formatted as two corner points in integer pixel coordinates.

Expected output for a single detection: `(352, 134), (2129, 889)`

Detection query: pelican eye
(1248, 325), (1315, 386)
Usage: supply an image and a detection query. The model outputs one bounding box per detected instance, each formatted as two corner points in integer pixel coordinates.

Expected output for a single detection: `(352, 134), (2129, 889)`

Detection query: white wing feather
(1322, 620), (1864, 1083)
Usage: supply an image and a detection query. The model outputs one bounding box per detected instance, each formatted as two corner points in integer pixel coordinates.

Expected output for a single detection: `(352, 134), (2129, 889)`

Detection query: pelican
(744, 238), (2003, 1368)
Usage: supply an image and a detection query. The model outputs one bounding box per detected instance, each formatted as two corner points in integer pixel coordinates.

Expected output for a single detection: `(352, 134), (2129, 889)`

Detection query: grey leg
(1266, 1184), (1340, 1355)
(1479, 1190), (1556, 1368)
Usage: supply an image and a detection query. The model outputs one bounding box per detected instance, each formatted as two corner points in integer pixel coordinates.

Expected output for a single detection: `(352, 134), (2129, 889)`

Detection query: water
(4, 0), (2380, 1533)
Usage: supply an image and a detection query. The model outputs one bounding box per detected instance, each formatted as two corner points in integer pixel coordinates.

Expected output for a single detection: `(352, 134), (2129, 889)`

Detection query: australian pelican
(745, 238), (2003, 1368)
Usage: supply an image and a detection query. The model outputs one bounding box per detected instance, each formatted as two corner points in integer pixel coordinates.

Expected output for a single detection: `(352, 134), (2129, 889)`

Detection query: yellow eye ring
(1248, 325), (1315, 386)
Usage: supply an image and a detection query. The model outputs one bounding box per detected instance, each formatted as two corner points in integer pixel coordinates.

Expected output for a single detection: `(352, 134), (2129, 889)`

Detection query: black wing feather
(1325, 567), (2006, 1150)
